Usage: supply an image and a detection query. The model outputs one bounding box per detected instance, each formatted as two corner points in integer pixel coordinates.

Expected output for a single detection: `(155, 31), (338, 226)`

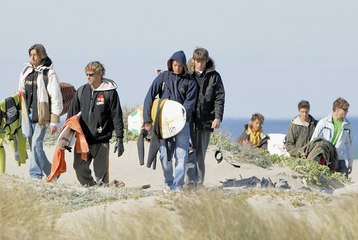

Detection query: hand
(114, 138), (124, 157)
(348, 166), (352, 174)
(144, 122), (151, 134)
(48, 125), (57, 135)
(211, 119), (221, 129)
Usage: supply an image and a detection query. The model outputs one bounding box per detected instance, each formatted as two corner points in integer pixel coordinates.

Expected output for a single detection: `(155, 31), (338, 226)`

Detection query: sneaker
(163, 185), (171, 193)
(109, 179), (125, 188)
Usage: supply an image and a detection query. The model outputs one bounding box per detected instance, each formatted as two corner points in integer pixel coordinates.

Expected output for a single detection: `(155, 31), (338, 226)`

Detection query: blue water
(221, 117), (358, 158)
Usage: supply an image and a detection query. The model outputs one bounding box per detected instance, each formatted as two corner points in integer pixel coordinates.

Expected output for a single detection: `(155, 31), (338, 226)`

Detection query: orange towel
(48, 114), (89, 182)
(47, 146), (65, 182)
(65, 115), (89, 160)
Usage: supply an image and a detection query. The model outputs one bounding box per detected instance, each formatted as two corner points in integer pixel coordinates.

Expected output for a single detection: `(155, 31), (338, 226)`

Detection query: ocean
(221, 117), (358, 158)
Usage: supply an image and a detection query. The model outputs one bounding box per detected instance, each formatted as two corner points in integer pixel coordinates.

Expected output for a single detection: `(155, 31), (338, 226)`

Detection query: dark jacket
(67, 78), (124, 145)
(301, 137), (338, 170)
(237, 124), (269, 149)
(285, 115), (317, 157)
(143, 50), (197, 124)
(187, 58), (225, 131)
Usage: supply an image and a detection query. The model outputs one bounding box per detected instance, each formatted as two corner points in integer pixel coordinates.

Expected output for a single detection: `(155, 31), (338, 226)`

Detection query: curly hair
(85, 61), (105, 78)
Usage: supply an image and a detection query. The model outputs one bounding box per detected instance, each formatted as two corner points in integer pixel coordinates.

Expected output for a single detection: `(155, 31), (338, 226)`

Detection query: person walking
(67, 61), (124, 186)
(186, 47), (225, 187)
(18, 44), (63, 180)
(143, 50), (197, 191)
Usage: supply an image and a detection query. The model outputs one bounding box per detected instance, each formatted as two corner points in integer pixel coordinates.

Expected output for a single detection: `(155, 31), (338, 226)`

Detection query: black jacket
(67, 79), (124, 145)
(187, 58), (225, 131)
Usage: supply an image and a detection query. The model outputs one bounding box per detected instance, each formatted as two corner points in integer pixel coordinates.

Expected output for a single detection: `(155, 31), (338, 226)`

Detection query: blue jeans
(29, 124), (51, 179)
(159, 122), (189, 191)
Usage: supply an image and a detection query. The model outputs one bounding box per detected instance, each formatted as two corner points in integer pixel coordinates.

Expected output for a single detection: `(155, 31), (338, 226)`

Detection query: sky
(1, 0), (357, 120)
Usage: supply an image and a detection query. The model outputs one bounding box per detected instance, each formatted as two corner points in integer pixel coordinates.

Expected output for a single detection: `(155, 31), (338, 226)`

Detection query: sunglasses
(86, 73), (96, 77)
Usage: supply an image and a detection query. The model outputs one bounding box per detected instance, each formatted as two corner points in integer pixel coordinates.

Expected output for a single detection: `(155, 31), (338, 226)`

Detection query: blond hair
(85, 61), (105, 78)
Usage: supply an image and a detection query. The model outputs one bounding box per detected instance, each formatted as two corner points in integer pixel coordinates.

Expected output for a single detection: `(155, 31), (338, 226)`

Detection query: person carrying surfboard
(66, 61), (124, 187)
(143, 50), (197, 192)
(186, 47), (226, 188)
(18, 44), (63, 180)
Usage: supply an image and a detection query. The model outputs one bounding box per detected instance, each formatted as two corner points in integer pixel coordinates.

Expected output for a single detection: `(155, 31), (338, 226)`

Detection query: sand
(2, 140), (358, 230)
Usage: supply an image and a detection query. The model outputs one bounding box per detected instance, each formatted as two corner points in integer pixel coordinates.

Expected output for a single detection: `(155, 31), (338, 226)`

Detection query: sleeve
(214, 73), (225, 121)
(110, 90), (124, 140)
(310, 119), (324, 141)
(285, 123), (300, 157)
(182, 77), (197, 121)
(47, 70), (63, 124)
(346, 126), (354, 167)
(143, 75), (164, 123)
(237, 129), (247, 144)
(18, 72), (25, 91)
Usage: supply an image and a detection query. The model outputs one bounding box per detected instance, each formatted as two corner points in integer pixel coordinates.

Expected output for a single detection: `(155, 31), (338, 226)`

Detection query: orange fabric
(65, 115), (89, 160)
(47, 114), (89, 182)
(47, 146), (65, 182)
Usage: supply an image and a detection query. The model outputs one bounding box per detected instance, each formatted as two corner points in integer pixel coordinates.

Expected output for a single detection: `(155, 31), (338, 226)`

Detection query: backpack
(42, 69), (76, 116)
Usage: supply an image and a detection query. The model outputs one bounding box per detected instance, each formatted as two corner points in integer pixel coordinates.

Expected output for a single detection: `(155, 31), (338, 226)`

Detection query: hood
(167, 50), (188, 75)
(291, 114), (315, 127)
(26, 56), (53, 72)
(94, 78), (118, 92)
(187, 58), (215, 74)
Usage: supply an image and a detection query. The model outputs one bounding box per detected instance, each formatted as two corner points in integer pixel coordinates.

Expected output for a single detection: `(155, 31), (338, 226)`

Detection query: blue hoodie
(143, 50), (197, 123)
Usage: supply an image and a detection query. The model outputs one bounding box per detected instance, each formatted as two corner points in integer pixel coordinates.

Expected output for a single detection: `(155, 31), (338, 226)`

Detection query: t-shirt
(332, 118), (343, 146)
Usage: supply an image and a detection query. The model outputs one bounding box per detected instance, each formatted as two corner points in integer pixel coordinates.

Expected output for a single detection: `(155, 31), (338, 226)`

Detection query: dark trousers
(338, 160), (349, 177)
(73, 143), (109, 186)
(186, 129), (211, 185)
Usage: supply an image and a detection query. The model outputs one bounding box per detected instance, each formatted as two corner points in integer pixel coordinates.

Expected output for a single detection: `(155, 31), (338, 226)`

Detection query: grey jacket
(310, 114), (353, 167)
(285, 115), (317, 157)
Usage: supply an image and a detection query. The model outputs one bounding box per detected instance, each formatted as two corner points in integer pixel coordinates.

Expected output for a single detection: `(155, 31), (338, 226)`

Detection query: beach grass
(2, 173), (358, 240)
(66, 190), (358, 240)
(0, 177), (64, 240)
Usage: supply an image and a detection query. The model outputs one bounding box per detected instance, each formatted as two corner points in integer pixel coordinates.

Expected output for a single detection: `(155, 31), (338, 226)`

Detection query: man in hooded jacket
(143, 50), (197, 191)
(285, 100), (317, 157)
(186, 47), (225, 187)
(18, 44), (63, 180)
(67, 61), (124, 186)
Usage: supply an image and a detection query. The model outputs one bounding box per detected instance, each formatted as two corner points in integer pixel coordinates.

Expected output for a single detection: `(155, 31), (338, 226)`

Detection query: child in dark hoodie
(143, 50), (197, 191)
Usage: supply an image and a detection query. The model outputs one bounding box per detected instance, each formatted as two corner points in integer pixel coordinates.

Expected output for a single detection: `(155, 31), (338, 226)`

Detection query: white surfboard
(267, 133), (290, 156)
(129, 99), (186, 139)
(127, 105), (144, 134)
(57, 112), (81, 151)
(156, 99), (186, 139)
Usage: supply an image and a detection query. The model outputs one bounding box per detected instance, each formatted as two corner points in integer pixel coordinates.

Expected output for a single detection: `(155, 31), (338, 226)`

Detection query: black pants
(73, 143), (109, 186)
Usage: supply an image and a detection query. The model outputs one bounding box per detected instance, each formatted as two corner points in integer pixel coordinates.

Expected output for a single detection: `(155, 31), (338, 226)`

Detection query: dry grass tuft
(0, 176), (63, 240)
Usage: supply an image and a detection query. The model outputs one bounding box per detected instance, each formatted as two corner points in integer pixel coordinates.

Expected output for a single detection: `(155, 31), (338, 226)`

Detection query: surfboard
(152, 99), (186, 139)
(267, 133), (290, 156)
(127, 105), (144, 134)
(57, 112), (81, 151)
